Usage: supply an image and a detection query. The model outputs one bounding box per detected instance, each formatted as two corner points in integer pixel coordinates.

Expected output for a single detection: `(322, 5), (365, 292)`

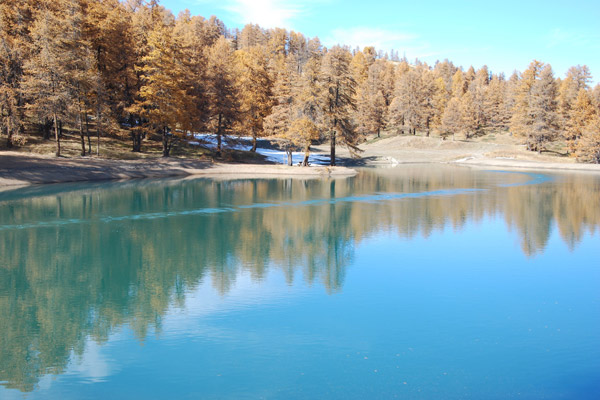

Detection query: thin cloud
(222, 0), (306, 29)
(324, 27), (431, 57)
(546, 28), (600, 49)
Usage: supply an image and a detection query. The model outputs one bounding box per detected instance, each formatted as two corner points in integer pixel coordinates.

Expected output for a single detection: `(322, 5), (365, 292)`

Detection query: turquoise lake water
(0, 165), (599, 399)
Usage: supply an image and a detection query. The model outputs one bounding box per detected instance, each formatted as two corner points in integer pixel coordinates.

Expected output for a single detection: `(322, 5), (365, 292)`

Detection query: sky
(160, 0), (600, 83)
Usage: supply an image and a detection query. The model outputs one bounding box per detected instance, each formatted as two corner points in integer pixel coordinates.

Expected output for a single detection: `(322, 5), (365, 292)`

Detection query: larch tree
(264, 55), (299, 165)
(135, 18), (191, 157)
(469, 65), (490, 130)
(575, 115), (600, 163)
(430, 76), (450, 134)
(83, 0), (136, 155)
(234, 46), (273, 151)
(206, 36), (239, 157)
(22, 0), (87, 157)
(460, 91), (478, 139)
(293, 52), (324, 166)
(510, 60), (544, 138)
(390, 67), (423, 135)
(0, 0), (29, 148)
(356, 61), (387, 137)
(558, 65), (593, 150)
(526, 64), (559, 153)
(566, 89), (596, 154)
(440, 96), (463, 140)
(451, 69), (467, 98)
(321, 46), (358, 166)
(486, 74), (509, 130)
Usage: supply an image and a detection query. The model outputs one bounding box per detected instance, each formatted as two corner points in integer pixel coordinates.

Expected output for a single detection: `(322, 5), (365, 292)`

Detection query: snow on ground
(192, 134), (333, 165)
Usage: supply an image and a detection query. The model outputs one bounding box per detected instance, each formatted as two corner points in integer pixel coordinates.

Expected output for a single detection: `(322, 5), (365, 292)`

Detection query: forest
(1, 0), (600, 164)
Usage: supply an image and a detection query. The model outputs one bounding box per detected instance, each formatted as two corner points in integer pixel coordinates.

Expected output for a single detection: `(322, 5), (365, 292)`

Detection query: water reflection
(0, 166), (598, 392)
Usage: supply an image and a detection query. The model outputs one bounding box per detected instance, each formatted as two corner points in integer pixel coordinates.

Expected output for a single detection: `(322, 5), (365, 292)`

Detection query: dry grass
(0, 128), (269, 163)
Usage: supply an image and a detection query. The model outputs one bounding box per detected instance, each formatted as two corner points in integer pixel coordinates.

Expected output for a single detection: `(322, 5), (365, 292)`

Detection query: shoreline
(0, 152), (357, 190)
(2, 146), (600, 191)
(450, 156), (600, 172)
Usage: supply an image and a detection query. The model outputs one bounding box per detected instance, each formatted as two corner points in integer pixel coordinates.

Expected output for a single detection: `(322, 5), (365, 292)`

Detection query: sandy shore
(0, 152), (357, 188)
(314, 134), (600, 173)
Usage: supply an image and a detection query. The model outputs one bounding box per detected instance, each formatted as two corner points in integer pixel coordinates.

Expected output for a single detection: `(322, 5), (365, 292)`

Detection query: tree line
(1, 0), (600, 164)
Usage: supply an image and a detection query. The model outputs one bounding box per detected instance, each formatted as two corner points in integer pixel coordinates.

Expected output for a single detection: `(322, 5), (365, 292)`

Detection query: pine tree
(322, 46), (358, 166)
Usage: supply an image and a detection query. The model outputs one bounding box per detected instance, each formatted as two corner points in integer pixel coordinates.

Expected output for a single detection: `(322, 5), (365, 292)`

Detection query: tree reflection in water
(0, 166), (598, 391)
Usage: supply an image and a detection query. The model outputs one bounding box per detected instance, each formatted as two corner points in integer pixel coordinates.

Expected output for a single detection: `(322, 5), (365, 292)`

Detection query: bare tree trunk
(287, 149), (293, 166)
(85, 111), (91, 155)
(79, 113), (86, 156)
(302, 145), (310, 166)
(96, 110), (101, 156)
(5, 124), (13, 148)
(251, 128), (257, 152)
(330, 129), (336, 166)
(162, 126), (170, 157)
(53, 113), (61, 157)
(216, 113), (222, 157)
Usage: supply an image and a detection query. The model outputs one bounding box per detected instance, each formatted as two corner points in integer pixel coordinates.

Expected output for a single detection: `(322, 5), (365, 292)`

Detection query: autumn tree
(206, 36), (239, 157)
(321, 46), (358, 166)
(510, 60), (544, 138)
(356, 60), (387, 137)
(526, 64), (559, 153)
(440, 97), (462, 140)
(0, 0), (30, 148)
(22, 0), (91, 157)
(575, 116), (600, 163)
(565, 89), (596, 154)
(134, 16), (191, 157)
(264, 55), (298, 165)
(390, 67), (423, 135)
(234, 46), (273, 151)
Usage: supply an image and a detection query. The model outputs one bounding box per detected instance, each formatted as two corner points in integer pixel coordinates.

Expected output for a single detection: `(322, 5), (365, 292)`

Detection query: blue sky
(161, 0), (600, 83)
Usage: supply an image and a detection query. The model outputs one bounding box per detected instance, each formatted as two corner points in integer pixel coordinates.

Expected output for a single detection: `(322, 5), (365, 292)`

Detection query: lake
(0, 165), (599, 399)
